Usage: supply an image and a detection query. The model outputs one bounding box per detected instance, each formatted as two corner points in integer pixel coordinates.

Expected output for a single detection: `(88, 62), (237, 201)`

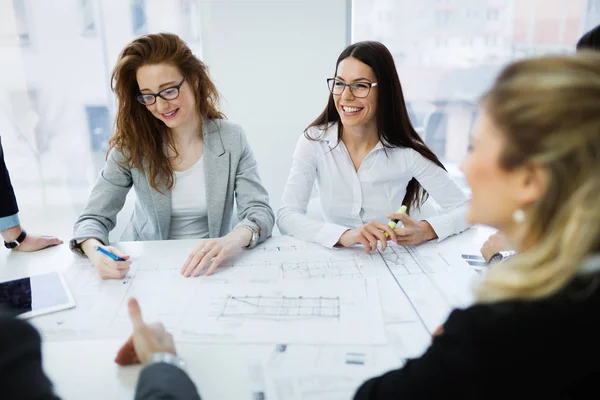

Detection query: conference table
(0, 226), (493, 400)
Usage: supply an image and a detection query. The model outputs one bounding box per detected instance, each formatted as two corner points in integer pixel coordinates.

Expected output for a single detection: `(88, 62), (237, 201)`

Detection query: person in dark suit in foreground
(0, 136), (62, 251)
(353, 53), (600, 399)
(0, 310), (60, 399)
(0, 298), (200, 399)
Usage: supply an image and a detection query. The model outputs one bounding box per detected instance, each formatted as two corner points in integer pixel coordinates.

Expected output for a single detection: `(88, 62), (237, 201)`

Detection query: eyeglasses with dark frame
(136, 76), (186, 106)
(326, 78), (378, 98)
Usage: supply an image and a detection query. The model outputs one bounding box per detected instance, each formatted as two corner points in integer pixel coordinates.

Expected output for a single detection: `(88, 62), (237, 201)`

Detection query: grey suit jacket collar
(148, 119), (230, 240)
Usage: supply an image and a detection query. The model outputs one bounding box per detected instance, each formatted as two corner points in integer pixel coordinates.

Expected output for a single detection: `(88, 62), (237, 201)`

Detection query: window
(352, 0), (597, 183)
(12, 0), (30, 44)
(485, 35), (497, 46)
(435, 10), (453, 26)
(80, 0), (96, 35)
(424, 110), (448, 157)
(85, 106), (111, 152)
(131, 0), (146, 35)
(486, 9), (499, 21)
(180, 0), (201, 42)
(9, 89), (39, 147)
(1, 1), (203, 237)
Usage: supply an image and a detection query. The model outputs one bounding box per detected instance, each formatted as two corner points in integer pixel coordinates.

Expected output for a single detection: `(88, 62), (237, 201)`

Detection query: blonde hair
(475, 51), (600, 303)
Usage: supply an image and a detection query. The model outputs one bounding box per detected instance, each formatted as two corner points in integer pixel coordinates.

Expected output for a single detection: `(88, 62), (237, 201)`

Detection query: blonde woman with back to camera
(353, 52), (600, 398)
(70, 33), (274, 279)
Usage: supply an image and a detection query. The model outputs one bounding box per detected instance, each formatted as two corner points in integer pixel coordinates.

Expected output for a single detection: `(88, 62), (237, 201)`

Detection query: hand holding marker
(384, 205), (407, 238)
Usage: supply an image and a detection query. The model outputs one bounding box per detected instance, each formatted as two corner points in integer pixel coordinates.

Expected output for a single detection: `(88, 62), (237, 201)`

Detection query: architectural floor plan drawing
(280, 260), (365, 279)
(378, 242), (478, 332)
(379, 245), (434, 275)
(29, 235), (476, 347)
(31, 259), (386, 345)
(218, 295), (341, 320)
(130, 235), (388, 281)
(29, 236), (469, 343)
(174, 279), (385, 345)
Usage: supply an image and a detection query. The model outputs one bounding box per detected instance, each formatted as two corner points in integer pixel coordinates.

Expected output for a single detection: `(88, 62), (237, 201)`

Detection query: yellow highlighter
(384, 205), (407, 237)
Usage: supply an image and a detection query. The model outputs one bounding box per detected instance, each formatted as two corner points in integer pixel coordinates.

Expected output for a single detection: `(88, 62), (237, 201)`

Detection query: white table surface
(0, 227), (494, 400)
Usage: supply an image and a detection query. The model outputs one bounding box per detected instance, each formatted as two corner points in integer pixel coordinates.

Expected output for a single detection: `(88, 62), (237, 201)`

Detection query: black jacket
(0, 311), (201, 399)
(0, 136), (19, 219)
(0, 311), (59, 399)
(354, 272), (600, 399)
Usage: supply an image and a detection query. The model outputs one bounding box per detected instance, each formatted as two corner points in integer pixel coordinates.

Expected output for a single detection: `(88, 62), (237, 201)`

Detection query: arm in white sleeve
(411, 151), (471, 242)
(276, 135), (349, 248)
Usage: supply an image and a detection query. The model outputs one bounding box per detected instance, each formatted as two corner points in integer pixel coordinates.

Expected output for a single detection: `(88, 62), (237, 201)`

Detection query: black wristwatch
(488, 250), (516, 265)
(4, 229), (27, 249)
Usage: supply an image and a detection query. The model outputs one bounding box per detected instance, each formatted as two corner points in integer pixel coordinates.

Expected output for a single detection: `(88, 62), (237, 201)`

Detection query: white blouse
(169, 156), (210, 240)
(276, 124), (471, 248)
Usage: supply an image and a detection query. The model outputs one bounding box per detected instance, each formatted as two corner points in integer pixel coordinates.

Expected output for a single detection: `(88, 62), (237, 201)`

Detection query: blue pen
(96, 246), (125, 261)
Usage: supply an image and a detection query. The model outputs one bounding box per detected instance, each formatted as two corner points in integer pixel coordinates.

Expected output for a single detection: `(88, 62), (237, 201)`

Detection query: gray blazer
(70, 119), (274, 255)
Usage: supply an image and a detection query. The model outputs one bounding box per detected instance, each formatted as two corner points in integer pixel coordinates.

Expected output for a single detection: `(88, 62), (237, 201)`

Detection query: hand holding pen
(94, 245), (132, 279)
(80, 238), (131, 280)
(96, 245), (126, 261)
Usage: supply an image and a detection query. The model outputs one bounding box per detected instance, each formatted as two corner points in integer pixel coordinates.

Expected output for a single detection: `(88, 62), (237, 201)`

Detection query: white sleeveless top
(168, 156), (210, 240)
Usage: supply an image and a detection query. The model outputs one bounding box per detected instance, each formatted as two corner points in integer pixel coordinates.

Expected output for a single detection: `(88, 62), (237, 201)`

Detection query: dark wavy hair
(306, 41), (446, 213)
(109, 32), (225, 191)
(576, 24), (600, 51)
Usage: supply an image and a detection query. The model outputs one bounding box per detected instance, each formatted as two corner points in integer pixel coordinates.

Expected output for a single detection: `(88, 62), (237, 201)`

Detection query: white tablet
(0, 271), (75, 319)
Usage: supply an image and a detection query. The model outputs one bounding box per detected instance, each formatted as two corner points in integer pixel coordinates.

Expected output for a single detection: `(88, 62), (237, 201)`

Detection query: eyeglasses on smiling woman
(136, 76), (186, 105)
(326, 78), (378, 98)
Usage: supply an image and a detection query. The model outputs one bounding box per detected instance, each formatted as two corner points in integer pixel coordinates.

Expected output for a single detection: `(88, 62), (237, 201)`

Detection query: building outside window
(85, 105), (110, 152)
(353, 0), (598, 187)
(180, 0), (201, 42)
(131, 0), (146, 35)
(12, 0), (30, 44)
(80, 0), (96, 35)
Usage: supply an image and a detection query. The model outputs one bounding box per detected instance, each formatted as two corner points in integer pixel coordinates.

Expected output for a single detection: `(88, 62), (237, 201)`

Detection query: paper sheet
(32, 268), (386, 345)
(31, 237), (473, 348)
(259, 344), (401, 400)
(377, 243), (477, 332)
(130, 236), (392, 282)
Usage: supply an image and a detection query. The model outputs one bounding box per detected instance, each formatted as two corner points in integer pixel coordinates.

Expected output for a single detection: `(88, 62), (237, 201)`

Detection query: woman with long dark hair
(277, 41), (469, 251)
